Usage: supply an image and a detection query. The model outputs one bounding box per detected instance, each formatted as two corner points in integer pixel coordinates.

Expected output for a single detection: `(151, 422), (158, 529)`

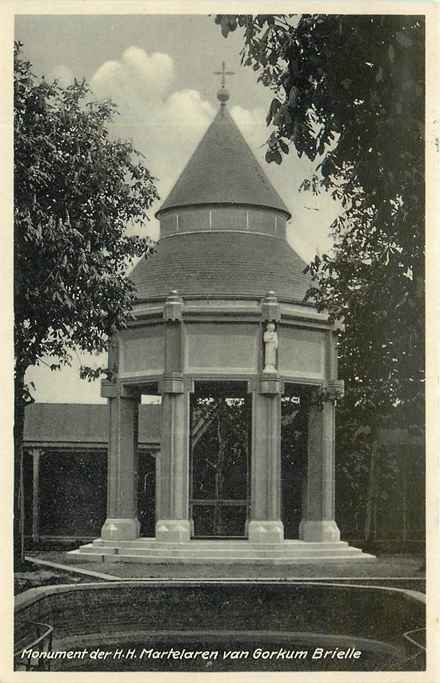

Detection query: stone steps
(69, 552), (374, 565)
(79, 549), (366, 558)
(91, 539), (350, 550)
(89, 541), (351, 554)
(78, 545), (361, 558)
(69, 540), (375, 565)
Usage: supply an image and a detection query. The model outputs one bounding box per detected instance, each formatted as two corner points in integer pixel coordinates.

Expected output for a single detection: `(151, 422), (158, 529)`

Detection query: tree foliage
(215, 14), (424, 430)
(13, 42), (158, 562)
(14, 42), (158, 388)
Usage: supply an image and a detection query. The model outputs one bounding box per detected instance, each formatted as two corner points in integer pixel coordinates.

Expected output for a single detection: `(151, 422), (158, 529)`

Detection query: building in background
(23, 403), (425, 553)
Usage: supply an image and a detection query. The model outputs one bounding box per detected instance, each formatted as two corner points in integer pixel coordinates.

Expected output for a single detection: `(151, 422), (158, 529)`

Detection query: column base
(299, 520), (341, 542)
(248, 520), (284, 543)
(156, 519), (191, 542)
(101, 517), (140, 541)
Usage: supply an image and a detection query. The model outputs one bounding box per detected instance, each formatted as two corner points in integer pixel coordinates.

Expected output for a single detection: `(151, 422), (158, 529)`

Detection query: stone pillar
(248, 291), (284, 543)
(299, 381), (344, 542)
(249, 378), (284, 543)
(100, 384), (141, 541)
(30, 448), (42, 544)
(155, 290), (191, 542)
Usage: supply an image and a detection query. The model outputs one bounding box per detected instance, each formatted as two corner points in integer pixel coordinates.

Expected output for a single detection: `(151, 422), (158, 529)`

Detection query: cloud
(92, 48), (174, 102)
(88, 46), (340, 259)
(90, 47), (217, 242)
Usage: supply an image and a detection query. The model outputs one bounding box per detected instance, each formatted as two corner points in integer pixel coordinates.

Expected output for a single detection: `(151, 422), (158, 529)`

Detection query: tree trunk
(373, 492), (377, 541)
(364, 433), (379, 546)
(14, 365), (27, 567)
(214, 402), (226, 536)
(401, 443), (408, 550)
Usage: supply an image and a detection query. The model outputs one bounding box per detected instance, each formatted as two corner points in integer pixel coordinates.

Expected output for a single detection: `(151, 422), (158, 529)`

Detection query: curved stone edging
(15, 579), (426, 614)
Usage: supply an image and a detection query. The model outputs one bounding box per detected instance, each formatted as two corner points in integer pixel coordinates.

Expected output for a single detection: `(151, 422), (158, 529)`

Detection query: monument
(72, 68), (372, 563)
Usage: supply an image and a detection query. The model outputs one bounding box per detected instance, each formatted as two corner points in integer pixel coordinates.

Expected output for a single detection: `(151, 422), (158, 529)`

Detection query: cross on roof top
(214, 61), (235, 89)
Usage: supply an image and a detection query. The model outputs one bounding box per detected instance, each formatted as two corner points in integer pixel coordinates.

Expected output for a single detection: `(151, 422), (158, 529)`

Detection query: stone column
(155, 290), (191, 542)
(100, 384), (141, 541)
(249, 291), (284, 543)
(30, 448), (42, 544)
(249, 378), (284, 543)
(299, 381), (344, 542)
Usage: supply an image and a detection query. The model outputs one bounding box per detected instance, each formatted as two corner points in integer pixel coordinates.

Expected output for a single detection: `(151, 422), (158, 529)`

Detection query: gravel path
(26, 551), (425, 584)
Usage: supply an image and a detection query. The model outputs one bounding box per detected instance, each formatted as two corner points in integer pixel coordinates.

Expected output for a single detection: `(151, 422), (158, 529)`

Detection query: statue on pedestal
(263, 322), (278, 373)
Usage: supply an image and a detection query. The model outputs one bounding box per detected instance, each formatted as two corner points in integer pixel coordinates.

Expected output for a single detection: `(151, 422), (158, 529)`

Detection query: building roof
(157, 106), (290, 217)
(23, 404), (424, 451)
(131, 231), (311, 302)
(24, 403), (160, 448)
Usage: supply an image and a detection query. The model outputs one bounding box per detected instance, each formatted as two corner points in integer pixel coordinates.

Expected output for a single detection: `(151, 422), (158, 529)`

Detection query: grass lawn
(22, 551), (426, 594)
(14, 561), (99, 594)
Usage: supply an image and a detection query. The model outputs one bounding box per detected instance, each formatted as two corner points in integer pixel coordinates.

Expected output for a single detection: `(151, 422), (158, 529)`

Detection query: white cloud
(122, 47), (174, 97)
(230, 105), (267, 141)
(92, 48), (174, 102)
(88, 46), (340, 260)
(89, 47), (217, 243)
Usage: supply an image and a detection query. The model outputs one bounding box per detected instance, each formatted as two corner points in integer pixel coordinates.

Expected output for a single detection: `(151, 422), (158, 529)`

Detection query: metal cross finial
(214, 61), (235, 89)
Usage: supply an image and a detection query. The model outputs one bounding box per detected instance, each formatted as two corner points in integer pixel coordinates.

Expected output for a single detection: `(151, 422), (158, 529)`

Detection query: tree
(215, 15), (425, 543)
(14, 43), (159, 564)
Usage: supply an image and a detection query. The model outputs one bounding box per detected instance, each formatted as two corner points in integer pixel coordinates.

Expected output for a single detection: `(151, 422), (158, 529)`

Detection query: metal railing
(385, 627), (426, 671)
(14, 621), (54, 671)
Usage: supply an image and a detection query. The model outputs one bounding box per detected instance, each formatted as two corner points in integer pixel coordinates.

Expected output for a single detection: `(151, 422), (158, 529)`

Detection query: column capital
(159, 373), (185, 394)
(258, 376), (283, 395)
(311, 380), (344, 407)
(163, 289), (184, 321)
(29, 446), (44, 457)
(332, 317), (345, 333)
(261, 290), (281, 322)
(327, 379), (345, 400)
(101, 380), (140, 400)
(101, 379), (118, 398)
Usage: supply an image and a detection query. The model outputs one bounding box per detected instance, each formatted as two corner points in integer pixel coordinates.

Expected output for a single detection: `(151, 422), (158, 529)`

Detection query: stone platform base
(68, 538), (375, 565)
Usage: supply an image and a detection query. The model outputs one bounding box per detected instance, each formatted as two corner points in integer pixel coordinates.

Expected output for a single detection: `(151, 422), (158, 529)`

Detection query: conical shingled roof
(131, 232), (310, 302)
(157, 106), (291, 217)
(131, 97), (312, 303)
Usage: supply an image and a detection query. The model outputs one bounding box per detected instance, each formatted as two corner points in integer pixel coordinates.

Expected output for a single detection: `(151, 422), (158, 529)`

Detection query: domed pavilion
(73, 79), (372, 563)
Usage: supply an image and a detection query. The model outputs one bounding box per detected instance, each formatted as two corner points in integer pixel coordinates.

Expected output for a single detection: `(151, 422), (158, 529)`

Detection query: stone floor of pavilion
(69, 538), (374, 565)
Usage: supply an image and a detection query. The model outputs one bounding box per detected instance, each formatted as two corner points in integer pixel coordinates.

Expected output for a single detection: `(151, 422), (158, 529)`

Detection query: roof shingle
(24, 403), (160, 446)
(131, 231), (311, 302)
(157, 107), (290, 217)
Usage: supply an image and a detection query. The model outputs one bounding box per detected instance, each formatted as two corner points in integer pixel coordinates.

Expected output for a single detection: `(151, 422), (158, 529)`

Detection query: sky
(15, 13), (341, 404)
